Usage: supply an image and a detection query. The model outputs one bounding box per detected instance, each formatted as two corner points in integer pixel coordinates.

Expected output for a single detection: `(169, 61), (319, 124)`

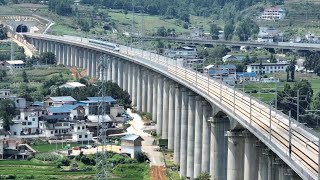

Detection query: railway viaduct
(19, 33), (319, 180)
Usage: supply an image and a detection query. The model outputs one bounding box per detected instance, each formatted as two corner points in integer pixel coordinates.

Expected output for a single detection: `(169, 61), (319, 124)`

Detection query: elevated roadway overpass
(136, 36), (320, 51)
(22, 33), (319, 180)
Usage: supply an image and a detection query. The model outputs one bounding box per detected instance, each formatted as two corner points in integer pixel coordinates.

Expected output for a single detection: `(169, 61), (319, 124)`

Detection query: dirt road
(151, 166), (167, 180)
(126, 109), (167, 180)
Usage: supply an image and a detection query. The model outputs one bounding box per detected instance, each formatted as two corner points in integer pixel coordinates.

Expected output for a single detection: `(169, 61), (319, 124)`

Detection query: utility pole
(289, 110), (292, 158)
(297, 89), (300, 123)
(131, 0), (134, 47)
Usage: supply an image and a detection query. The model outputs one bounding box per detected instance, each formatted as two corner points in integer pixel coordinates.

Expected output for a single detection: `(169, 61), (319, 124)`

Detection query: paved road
(126, 109), (165, 166)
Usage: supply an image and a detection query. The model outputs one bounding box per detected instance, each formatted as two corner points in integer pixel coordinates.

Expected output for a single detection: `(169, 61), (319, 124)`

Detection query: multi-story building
(0, 89), (26, 110)
(72, 121), (93, 143)
(164, 46), (197, 59)
(246, 62), (289, 74)
(78, 96), (116, 116)
(257, 27), (283, 43)
(258, 7), (286, 21)
(0, 60), (25, 71)
(190, 27), (204, 38)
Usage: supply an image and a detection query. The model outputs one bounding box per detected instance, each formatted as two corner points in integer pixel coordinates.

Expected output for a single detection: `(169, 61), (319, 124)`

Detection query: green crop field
(0, 159), (96, 180)
(31, 142), (83, 152)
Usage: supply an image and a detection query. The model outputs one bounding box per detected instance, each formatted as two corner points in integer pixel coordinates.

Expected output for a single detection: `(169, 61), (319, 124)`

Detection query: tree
(270, 54), (277, 63)
(288, 58), (296, 81)
(286, 67), (290, 82)
(48, 0), (73, 16)
(0, 99), (16, 131)
(210, 23), (220, 40)
(223, 22), (234, 40)
(277, 80), (313, 121)
(195, 172), (211, 180)
(0, 70), (6, 81)
(235, 18), (259, 41)
(0, 24), (7, 40)
(39, 52), (56, 65)
(22, 70), (28, 83)
(156, 26), (167, 37)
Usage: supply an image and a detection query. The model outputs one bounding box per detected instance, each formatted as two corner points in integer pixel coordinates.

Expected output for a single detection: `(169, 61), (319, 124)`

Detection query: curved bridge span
(23, 33), (319, 180)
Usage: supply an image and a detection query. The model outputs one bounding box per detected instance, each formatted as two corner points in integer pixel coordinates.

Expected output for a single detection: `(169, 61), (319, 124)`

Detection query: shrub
(26, 155), (33, 161)
(135, 152), (149, 163)
(80, 155), (95, 165)
(0, 174), (16, 179)
(55, 157), (71, 168)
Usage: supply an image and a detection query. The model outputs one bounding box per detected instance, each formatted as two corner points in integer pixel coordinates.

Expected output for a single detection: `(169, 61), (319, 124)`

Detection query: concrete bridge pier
(71, 46), (75, 66)
(168, 81), (175, 150)
(136, 67), (142, 112)
(117, 59), (123, 89)
(277, 160), (290, 180)
(173, 84), (181, 164)
(63, 45), (68, 66)
(243, 130), (259, 180)
(42, 41), (47, 53)
(91, 52), (96, 78)
(123, 61), (128, 91)
(59, 44), (64, 65)
(265, 149), (277, 180)
(226, 131), (244, 180)
(67, 45), (71, 67)
(179, 87), (188, 178)
(162, 78), (169, 139)
(151, 75), (158, 122)
(127, 63), (133, 95)
(131, 65), (138, 107)
(194, 96), (203, 178)
(156, 76), (164, 135)
(147, 72), (153, 113)
(258, 143), (269, 180)
(210, 117), (228, 180)
(107, 56), (112, 82)
(81, 48), (86, 69)
(142, 70), (148, 113)
(111, 57), (118, 83)
(186, 93), (196, 179)
(201, 101), (211, 173)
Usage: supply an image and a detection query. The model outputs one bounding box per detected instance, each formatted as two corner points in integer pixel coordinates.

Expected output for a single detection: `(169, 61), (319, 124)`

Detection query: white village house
(246, 62), (289, 74)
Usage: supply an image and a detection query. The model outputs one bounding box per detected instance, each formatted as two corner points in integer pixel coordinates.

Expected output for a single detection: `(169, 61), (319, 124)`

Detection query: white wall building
(120, 134), (143, 158)
(72, 121), (93, 143)
(258, 7), (286, 21)
(164, 46), (197, 59)
(246, 62), (289, 74)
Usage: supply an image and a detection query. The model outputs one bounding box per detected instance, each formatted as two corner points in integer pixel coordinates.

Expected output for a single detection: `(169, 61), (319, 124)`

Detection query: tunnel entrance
(16, 24), (28, 33)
